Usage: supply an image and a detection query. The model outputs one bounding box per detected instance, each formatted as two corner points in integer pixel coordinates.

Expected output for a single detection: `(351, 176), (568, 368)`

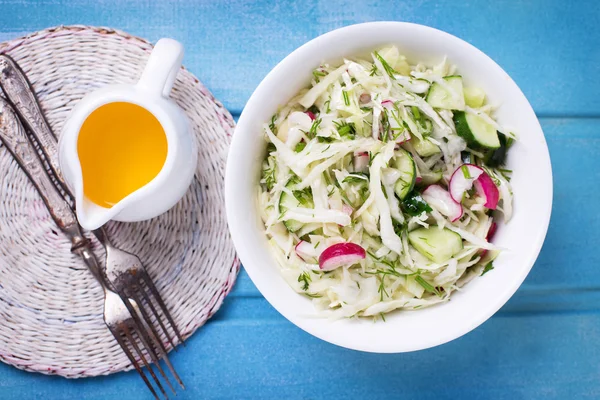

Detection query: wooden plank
(0, 0), (597, 115)
(0, 1), (596, 399)
(1, 311), (599, 399)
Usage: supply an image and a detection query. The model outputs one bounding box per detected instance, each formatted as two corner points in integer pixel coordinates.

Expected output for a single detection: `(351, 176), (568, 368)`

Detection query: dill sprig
(342, 90), (350, 106)
(334, 120), (356, 138)
(342, 173), (369, 185)
(262, 159), (276, 191)
(414, 275), (441, 297)
(269, 114), (277, 134)
(373, 51), (399, 78)
(298, 272), (311, 291)
(369, 63), (378, 77)
(312, 69), (326, 83)
(306, 118), (322, 139)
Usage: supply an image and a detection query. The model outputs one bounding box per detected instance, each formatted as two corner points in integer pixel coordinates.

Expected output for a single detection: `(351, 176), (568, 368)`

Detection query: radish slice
(295, 241), (317, 262)
(305, 111), (316, 120)
(474, 172), (500, 209)
(342, 204), (354, 216)
(318, 242), (366, 271)
(487, 222), (497, 241)
(381, 99), (393, 108)
(449, 164), (484, 202)
(353, 152), (369, 173)
(481, 222), (498, 257)
(422, 185), (463, 222)
(395, 130), (411, 144)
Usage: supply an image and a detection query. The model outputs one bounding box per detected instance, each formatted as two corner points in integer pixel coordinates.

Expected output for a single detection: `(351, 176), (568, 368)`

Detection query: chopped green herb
(415, 275), (441, 296)
(506, 136), (515, 148)
(368, 151), (378, 167)
(312, 69), (326, 83)
(357, 186), (370, 203)
(303, 292), (323, 298)
(295, 142), (306, 152)
(369, 63), (378, 77)
(380, 110), (390, 142)
(377, 275), (389, 301)
(393, 221), (405, 237)
(373, 50), (398, 78)
(402, 192), (432, 216)
(317, 136), (334, 143)
(498, 168), (513, 182)
(322, 171), (333, 187)
(411, 106), (421, 120)
(481, 262), (495, 276)
(293, 186), (313, 207)
(342, 173), (369, 184)
(342, 90), (350, 106)
(262, 159), (276, 191)
(269, 114), (277, 134)
(333, 178), (355, 207)
(297, 272), (311, 291)
(461, 165), (471, 179)
(307, 118), (322, 139)
(334, 120), (356, 138)
(324, 99), (331, 114)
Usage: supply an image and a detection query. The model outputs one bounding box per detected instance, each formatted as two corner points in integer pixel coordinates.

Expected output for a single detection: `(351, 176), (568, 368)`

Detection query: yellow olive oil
(77, 102), (167, 208)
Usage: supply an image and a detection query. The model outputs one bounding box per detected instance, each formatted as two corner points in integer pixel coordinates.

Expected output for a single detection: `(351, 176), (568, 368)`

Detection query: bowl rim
(226, 21), (553, 353)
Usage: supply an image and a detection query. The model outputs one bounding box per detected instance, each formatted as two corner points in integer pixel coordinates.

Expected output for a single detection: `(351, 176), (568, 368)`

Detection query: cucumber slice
(453, 111), (500, 149)
(412, 135), (441, 157)
(426, 76), (465, 110)
(464, 86), (486, 108)
(278, 180), (313, 232)
(408, 227), (463, 263)
(392, 149), (416, 200)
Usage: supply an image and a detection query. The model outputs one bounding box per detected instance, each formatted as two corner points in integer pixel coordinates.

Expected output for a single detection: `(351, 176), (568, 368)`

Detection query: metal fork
(95, 227), (185, 385)
(0, 55), (184, 397)
(0, 97), (178, 398)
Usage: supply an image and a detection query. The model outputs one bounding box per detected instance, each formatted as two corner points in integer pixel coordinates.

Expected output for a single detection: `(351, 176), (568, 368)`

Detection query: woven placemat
(0, 25), (239, 378)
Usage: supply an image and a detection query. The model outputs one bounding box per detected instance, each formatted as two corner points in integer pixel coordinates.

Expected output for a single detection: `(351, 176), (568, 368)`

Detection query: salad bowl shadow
(225, 22), (552, 353)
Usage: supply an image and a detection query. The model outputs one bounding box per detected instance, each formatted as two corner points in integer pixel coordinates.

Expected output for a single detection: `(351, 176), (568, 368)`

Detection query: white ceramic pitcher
(59, 38), (197, 230)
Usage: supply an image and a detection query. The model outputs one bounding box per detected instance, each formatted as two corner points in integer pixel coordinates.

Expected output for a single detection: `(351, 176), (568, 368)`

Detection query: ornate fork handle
(0, 55), (65, 186)
(0, 97), (105, 286)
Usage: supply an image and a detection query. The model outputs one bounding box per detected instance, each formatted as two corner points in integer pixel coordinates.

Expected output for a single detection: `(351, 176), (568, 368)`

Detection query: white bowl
(225, 22), (552, 353)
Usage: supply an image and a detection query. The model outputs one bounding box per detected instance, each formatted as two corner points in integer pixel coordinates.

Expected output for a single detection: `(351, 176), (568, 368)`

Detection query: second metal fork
(95, 227), (185, 383)
(0, 54), (185, 398)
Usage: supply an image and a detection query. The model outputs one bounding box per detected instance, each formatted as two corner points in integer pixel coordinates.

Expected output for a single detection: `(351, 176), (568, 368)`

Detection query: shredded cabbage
(258, 46), (515, 320)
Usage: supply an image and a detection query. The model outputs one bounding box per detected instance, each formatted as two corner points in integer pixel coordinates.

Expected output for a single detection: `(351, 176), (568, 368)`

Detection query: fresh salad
(258, 46), (514, 319)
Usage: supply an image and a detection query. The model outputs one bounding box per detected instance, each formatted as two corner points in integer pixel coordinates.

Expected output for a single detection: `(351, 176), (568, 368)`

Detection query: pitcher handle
(137, 38), (184, 98)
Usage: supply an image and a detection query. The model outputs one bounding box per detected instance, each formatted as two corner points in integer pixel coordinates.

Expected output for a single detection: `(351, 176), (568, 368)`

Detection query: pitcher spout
(76, 198), (120, 230)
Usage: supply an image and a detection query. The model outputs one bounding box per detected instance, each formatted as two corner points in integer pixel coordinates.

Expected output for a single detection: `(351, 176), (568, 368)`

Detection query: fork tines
(93, 227), (185, 398)
(121, 286), (185, 397)
(109, 290), (184, 400)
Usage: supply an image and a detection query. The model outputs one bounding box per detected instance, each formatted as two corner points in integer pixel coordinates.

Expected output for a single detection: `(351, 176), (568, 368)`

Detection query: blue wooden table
(0, 0), (599, 398)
